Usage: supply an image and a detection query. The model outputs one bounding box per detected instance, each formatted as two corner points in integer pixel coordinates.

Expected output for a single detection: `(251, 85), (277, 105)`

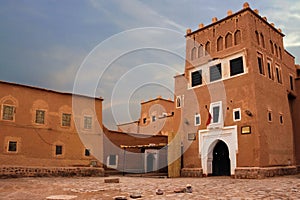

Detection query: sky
(1, 0), (300, 130)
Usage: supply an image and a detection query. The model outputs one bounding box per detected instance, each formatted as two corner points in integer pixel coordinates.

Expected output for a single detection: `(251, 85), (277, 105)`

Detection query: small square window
(195, 114), (201, 126)
(2, 105), (14, 121)
(143, 118), (147, 124)
(233, 108), (241, 121)
(84, 116), (92, 129)
(35, 110), (45, 124)
(191, 70), (202, 87)
(230, 57), (244, 76)
(62, 113), (71, 127)
(109, 155), (117, 165)
(85, 149), (90, 156)
(210, 64), (222, 82)
(55, 145), (63, 155)
(8, 141), (17, 152)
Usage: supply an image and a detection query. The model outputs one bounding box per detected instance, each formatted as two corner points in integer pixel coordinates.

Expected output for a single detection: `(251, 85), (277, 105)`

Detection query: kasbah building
(1, 2), (300, 179)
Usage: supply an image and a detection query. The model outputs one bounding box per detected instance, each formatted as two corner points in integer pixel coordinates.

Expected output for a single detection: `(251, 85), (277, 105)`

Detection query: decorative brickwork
(0, 166), (104, 178)
(181, 168), (203, 177)
(235, 166), (297, 179)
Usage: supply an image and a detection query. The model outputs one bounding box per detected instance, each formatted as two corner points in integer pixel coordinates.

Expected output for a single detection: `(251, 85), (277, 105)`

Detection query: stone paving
(0, 175), (300, 199)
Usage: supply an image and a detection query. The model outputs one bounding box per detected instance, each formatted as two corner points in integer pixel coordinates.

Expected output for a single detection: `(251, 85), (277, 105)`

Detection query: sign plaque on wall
(241, 126), (251, 134)
(188, 133), (196, 140)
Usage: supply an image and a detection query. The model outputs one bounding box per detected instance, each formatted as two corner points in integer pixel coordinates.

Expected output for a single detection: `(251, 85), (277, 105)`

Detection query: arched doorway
(212, 140), (230, 176)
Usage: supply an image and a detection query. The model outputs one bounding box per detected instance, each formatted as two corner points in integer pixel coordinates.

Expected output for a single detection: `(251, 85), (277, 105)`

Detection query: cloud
(89, 0), (186, 31)
(37, 45), (88, 92)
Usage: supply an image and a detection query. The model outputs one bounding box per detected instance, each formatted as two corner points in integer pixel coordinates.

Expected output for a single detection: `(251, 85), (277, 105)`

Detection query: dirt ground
(0, 175), (300, 199)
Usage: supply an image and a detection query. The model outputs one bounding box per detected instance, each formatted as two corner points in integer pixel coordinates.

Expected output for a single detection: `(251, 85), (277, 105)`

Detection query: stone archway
(212, 140), (230, 176)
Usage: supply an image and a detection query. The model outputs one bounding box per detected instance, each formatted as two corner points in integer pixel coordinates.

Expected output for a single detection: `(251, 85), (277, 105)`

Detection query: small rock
(174, 188), (186, 193)
(113, 196), (127, 200)
(104, 178), (120, 183)
(156, 189), (164, 195)
(130, 193), (142, 199)
(186, 184), (192, 193)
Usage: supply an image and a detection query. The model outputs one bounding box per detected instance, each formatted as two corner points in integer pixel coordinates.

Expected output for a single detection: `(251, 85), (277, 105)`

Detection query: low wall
(235, 166), (297, 179)
(0, 166), (105, 178)
(181, 168), (203, 177)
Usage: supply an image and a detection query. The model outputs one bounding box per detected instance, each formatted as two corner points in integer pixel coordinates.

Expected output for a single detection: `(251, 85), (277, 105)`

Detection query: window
(234, 30), (241, 45)
(217, 36), (223, 51)
(257, 53), (264, 75)
(2, 105), (14, 121)
(191, 70), (202, 87)
(290, 75), (294, 91)
(191, 47), (197, 60)
(275, 65), (282, 83)
(205, 41), (211, 55)
(212, 106), (220, 123)
(210, 64), (222, 82)
(270, 40), (274, 54)
(109, 155), (117, 165)
(208, 102), (223, 128)
(85, 149), (90, 156)
(255, 31), (260, 45)
(233, 108), (241, 122)
(55, 145), (63, 155)
(84, 116), (92, 129)
(195, 114), (201, 126)
(260, 33), (265, 48)
(62, 113), (71, 127)
(268, 111), (272, 122)
(176, 96), (181, 108)
(35, 110), (45, 124)
(267, 61), (273, 80)
(230, 57), (244, 76)
(143, 118), (147, 124)
(225, 33), (233, 48)
(198, 45), (204, 58)
(8, 141), (17, 152)
(152, 115), (156, 122)
(279, 47), (282, 59)
(279, 114), (283, 124)
(275, 44), (279, 57)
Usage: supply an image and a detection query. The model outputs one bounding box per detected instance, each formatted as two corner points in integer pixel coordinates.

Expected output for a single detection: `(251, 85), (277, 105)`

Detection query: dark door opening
(212, 140), (230, 176)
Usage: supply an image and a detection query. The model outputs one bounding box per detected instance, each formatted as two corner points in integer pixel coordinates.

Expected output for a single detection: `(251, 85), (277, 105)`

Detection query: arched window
(279, 47), (282, 59)
(270, 40), (274, 54)
(217, 36), (223, 51)
(255, 31), (260, 45)
(1, 95), (18, 122)
(191, 47), (197, 60)
(275, 44), (279, 57)
(225, 33), (233, 48)
(198, 44), (204, 58)
(260, 33), (265, 48)
(234, 30), (241, 45)
(205, 41), (211, 55)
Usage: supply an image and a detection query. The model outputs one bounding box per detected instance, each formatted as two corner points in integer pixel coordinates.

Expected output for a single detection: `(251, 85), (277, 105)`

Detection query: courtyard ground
(0, 175), (300, 199)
